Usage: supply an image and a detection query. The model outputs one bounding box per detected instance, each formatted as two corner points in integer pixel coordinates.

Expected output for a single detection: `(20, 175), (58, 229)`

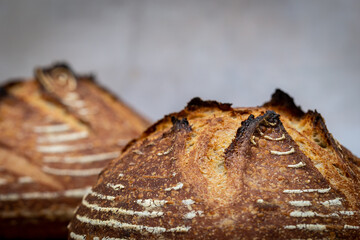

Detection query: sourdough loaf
(69, 90), (360, 240)
(0, 63), (149, 239)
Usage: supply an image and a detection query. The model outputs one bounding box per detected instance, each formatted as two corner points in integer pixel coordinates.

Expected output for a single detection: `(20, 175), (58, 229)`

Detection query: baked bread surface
(69, 90), (360, 239)
(69, 90), (360, 240)
(0, 63), (149, 239)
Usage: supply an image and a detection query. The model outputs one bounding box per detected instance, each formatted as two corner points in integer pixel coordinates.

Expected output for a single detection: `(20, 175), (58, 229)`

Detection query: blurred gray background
(0, 0), (359, 156)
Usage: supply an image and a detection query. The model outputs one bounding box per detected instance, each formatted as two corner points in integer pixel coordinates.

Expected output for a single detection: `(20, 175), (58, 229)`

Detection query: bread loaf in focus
(0, 63), (149, 239)
(69, 90), (360, 239)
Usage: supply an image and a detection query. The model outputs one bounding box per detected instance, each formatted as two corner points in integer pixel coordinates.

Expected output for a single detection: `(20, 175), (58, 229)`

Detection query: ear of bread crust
(264, 90), (360, 209)
(225, 110), (280, 160)
(288, 110), (360, 209)
(263, 89), (304, 118)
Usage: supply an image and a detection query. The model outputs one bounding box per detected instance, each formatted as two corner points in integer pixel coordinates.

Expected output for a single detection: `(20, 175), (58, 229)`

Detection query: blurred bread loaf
(0, 63), (149, 239)
(69, 90), (359, 240)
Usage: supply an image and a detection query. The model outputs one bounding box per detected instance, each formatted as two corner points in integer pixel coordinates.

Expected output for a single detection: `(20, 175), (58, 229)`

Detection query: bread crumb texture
(0, 63), (149, 239)
(70, 90), (360, 240)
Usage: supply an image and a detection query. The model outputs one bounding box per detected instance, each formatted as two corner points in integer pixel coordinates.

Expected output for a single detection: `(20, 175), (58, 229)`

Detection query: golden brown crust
(69, 91), (359, 240)
(0, 63), (149, 239)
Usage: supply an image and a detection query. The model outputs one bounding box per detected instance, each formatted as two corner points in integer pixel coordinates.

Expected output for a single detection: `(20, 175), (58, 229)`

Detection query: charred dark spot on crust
(171, 116), (192, 132)
(310, 111), (329, 148)
(307, 110), (334, 148)
(225, 111), (281, 159)
(263, 89), (304, 118)
(311, 110), (327, 130)
(232, 114), (255, 144)
(262, 111), (280, 127)
(186, 97), (232, 111)
(232, 111), (280, 145)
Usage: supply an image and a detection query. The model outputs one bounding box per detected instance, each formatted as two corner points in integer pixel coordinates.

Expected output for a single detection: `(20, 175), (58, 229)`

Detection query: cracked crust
(69, 91), (360, 239)
(0, 63), (149, 239)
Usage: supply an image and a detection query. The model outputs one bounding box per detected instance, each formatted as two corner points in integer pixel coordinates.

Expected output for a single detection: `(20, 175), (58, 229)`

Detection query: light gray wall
(0, 0), (359, 156)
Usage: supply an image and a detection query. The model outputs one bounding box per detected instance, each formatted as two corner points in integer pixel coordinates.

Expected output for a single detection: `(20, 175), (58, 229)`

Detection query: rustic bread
(0, 63), (149, 239)
(69, 90), (360, 240)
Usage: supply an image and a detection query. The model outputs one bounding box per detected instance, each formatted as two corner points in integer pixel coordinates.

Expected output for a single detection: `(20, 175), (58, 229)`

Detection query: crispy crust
(0, 63), (149, 239)
(263, 88), (305, 118)
(69, 91), (359, 240)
